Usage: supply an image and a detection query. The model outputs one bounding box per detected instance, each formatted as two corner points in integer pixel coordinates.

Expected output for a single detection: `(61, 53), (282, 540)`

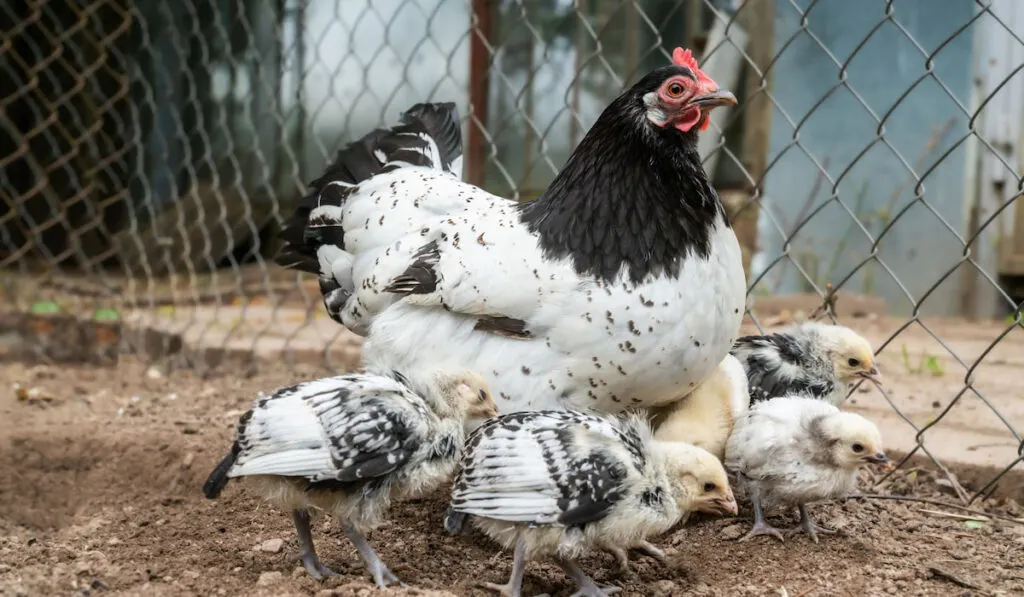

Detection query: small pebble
(719, 523), (747, 540)
(258, 538), (284, 553)
(257, 571), (284, 586)
(182, 453), (195, 468)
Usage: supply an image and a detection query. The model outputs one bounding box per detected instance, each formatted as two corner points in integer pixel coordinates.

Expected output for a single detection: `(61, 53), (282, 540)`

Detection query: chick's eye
(703, 482), (716, 492)
(848, 358), (861, 367)
(478, 389), (488, 402)
(852, 443), (864, 453)
(667, 82), (685, 97)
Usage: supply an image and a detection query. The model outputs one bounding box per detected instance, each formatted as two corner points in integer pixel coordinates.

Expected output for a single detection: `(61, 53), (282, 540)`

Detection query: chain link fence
(1, 0), (1021, 505)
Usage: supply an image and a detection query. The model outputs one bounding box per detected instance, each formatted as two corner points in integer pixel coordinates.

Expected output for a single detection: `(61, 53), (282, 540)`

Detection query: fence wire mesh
(1, 0), (1021, 505)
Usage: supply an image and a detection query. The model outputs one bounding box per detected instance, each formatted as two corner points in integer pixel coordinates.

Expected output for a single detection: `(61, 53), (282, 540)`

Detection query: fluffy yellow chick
(650, 353), (750, 461)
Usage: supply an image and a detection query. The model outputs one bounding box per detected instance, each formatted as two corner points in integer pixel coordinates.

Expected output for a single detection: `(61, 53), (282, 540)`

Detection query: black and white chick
(731, 322), (881, 406)
(203, 370), (497, 587)
(724, 396), (887, 543)
(445, 411), (736, 597)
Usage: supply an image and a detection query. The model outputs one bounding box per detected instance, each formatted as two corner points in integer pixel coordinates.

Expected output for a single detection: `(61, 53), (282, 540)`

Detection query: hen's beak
(691, 89), (737, 108)
(862, 452), (888, 465)
(858, 365), (882, 386)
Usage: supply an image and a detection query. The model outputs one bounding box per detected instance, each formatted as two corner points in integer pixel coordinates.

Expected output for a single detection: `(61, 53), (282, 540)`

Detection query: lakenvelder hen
(276, 48), (746, 414)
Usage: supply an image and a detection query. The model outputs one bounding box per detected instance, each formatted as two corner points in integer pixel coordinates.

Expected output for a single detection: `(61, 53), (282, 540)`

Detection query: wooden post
(731, 0), (776, 279)
(467, 0), (493, 188)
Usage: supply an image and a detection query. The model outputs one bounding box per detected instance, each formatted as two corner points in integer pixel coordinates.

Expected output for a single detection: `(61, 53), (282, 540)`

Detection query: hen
(444, 410), (736, 597)
(202, 370), (497, 586)
(276, 48), (745, 414)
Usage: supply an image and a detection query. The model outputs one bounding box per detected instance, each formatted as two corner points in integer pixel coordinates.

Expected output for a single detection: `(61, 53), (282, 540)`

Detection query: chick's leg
(630, 541), (668, 566)
(483, 536), (527, 597)
(738, 487), (785, 543)
(555, 558), (621, 597)
(605, 540), (669, 575)
(786, 504), (837, 544)
(341, 522), (404, 588)
(604, 543), (631, 575)
(292, 509), (339, 580)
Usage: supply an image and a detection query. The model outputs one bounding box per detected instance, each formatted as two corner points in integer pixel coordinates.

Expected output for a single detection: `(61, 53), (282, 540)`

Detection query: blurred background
(0, 0), (1021, 502)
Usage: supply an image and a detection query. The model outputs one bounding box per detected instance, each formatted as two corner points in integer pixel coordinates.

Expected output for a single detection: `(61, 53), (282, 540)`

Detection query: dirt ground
(1, 358), (1022, 597)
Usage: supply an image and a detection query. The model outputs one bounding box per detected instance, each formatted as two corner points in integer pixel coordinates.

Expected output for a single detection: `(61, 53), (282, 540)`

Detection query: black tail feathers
(202, 449), (238, 499)
(399, 102), (463, 173)
(274, 101), (462, 273)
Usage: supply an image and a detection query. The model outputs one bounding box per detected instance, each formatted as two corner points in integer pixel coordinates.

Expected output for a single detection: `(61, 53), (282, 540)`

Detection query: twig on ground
(917, 508), (988, 522)
(928, 565), (985, 592)
(840, 494), (1024, 526)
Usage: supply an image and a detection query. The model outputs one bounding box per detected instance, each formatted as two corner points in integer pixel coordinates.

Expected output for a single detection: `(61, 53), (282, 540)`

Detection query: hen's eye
(852, 443), (864, 453)
(848, 358), (861, 367)
(667, 82), (685, 96)
(703, 482), (716, 492)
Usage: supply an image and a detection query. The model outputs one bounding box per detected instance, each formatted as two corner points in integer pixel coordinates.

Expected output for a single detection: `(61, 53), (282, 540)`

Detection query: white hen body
(316, 167), (745, 414)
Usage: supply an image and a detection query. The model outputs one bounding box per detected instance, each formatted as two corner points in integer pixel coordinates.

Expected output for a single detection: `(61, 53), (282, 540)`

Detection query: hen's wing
(449, 411), (646, 526)
(227, 375), (431, 484)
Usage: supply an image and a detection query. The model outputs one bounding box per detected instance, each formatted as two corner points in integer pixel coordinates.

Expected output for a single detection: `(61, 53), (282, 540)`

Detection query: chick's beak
(702, 489), (738, 517)
(863, 452), (888, 465)
(858, 365), (882, 386)
(691, 89), (738, 108)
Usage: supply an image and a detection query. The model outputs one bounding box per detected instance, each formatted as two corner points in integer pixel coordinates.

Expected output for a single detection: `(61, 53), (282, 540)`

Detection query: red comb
(671, 47), (719, 131)
(671, 47), (715, 87)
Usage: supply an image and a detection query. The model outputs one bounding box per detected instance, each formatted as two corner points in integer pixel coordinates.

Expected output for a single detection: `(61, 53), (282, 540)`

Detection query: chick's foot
(557, 559), (620, 597)
(342, 523), (405, 589)
(785, 504), (837, 544)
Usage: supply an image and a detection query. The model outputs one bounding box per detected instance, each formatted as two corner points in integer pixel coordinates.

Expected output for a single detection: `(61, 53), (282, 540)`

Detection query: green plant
(29, 300), (61, 315)
(900, 343), (946, 377)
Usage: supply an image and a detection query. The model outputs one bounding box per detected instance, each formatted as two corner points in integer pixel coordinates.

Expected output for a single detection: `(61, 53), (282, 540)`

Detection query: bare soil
(1, 359), (1022, 597)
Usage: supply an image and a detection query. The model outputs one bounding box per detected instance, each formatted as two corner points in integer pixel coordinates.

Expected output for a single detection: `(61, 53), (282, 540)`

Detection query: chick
(598, 435), (738, 575)
(203, 370), (497, 586)
(724, 396), (887, 543)
(650, 353), (750, 461)
(445, 410), (736, 597)
(731, 321), (880, 406)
